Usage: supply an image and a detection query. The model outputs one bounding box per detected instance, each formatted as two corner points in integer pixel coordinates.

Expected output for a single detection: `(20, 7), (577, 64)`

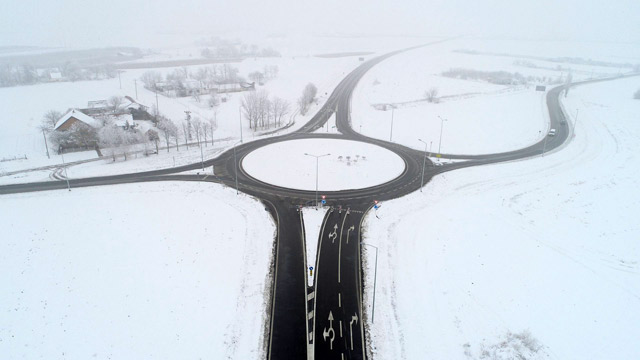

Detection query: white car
(548, 129), (556, 136)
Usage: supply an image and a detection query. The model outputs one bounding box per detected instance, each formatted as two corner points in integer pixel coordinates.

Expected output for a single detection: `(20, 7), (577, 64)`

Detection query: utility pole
(239, 106), (243, 143)
(304, 153), (330, 206)
(134, 79), (138, 100)
(361, 242), (378, 323)
(418, 139), (429, 192)
(437, 116), (447, 157)
(118, 70), (122, 89)
(233, 141), (242, 195)
(42, 129), (50, 159)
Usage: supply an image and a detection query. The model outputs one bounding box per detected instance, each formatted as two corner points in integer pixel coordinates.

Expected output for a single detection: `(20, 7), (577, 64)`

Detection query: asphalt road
(1, 41), (636, 360)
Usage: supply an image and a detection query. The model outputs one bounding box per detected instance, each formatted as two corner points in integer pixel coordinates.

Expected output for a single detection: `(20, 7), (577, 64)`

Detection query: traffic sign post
(309, 266), (313, 276)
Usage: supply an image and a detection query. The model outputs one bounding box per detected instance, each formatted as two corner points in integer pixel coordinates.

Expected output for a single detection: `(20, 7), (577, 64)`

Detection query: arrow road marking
(349, 314), (358, 350)
(323, 311), (335, 350)
(346, 225), (355, 244)
(328, 224), (338, 243)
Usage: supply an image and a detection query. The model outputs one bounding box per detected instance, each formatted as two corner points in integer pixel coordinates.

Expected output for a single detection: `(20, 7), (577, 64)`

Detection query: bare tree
(147, 129), (160, 154)
(208, 93), (220, 108)
(271, 97), (290, 127)
(40, 110), (62, 130)
(248, 71), (265, 84)
(192, 118), (203, 146)
(182, 123), (189, 149)
(424, 87), (439, 103)
(157, 116), (177, 153)
(208, 115), (217, 146)
(108, 96), (124, 112)
(140, 71), (163, 89)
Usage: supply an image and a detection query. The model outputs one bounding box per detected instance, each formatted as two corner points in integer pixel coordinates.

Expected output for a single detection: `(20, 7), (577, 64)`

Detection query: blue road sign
(321, 200), (326, 204)
(309, 266), (314, 270)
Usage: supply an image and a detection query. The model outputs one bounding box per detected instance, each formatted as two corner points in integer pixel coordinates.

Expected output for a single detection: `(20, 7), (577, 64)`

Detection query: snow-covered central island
(241, 138), (405, 191)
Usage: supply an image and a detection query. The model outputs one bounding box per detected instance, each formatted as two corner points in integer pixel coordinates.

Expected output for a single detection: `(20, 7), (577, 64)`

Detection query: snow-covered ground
(352, 38), (638, 155)
(0, 35), (430, 173)
(242, 138), (405, 191)
(0, 182), (275, 359)
(362, 76), (640, 359)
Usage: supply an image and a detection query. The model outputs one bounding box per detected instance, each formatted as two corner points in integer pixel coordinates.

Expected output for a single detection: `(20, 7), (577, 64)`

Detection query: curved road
(1, 42), (635, 360)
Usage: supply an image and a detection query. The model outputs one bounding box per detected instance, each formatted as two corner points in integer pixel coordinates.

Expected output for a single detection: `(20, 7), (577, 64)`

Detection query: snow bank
(0, 182), (275, 359)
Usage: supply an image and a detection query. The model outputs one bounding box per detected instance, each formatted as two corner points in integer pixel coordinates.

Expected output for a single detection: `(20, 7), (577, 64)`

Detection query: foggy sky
(1, 0), (639, 48)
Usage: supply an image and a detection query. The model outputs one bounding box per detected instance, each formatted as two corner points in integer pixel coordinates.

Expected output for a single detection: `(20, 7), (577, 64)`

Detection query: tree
(140, 71), (163, 90)
(41, 110), (62, 131)
(271, 97), (290, 127)
(147, 129), (160, 154)
(248, 71), (265, 84)
(208, 94), (220, 108)
(298, 83), (317, 115)
(98, 125), (125, 161)
(192, 118), (203, 146)
(242, 90), (270, 129)
(108, 96), (124, 112)
(157, 116), (177, 153)
(424, 87), (439, 103)
(208, 116), (217, 146)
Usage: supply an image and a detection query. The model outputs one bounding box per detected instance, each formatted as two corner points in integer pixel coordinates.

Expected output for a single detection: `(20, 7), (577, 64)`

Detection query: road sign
(322, 195), (326, 199)
(436, 153), (441, 158)
(309, 266), (313, 270)
(321, 200), (326, 205)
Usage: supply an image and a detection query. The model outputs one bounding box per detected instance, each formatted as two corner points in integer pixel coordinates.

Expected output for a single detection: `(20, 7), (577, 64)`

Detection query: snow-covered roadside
(351, 39), (636, 155)
(361, 77), (640, 359)
(0, 182), (275, 359)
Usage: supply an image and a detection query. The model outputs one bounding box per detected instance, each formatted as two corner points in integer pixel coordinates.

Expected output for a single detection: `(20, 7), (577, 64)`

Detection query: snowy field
(352, 38), (638, 155)
(242, 138), (405, 191)
(0, 35), (430, 174)
(0, 182), (275, 359)
(361, 76), (640, 359)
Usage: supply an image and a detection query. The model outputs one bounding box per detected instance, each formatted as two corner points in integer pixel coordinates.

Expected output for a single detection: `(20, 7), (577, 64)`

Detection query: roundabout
(241, 138), (405, 192)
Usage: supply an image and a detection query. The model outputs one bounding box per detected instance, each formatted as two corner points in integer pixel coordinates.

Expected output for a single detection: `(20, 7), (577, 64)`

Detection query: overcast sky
(1, 0), (639, 48)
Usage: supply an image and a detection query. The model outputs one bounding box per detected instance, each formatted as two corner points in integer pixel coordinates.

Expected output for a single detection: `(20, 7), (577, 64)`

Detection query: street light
(304, 152), (330, 206)
(418, 138), (429, 192)
(61, 152), (71, 191)
(437, 116), (447, 157)
(361, 242), (378, 323)
(238, 106), (243, 143)
(233, 141), (242, 195)
(389, 106), (395, 141)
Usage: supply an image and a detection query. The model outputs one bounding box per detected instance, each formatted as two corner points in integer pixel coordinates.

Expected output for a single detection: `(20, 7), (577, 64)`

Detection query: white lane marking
(339, 320), (343, 338)
(328, 224), (338, 243)
(322, 311), (335, 350)
(308, 311), (314, 320)
(346, 225), (355, 244)
(349, 314), (358, 350)
(338, 292), (341, 308)
(337, 212), (349, 283)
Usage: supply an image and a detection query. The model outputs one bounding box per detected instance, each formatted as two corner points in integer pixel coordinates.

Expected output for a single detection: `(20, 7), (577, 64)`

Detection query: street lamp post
(418, 139), (429, 192)
(389, 106), (395, 141)
(572, 108), (579, 135)
(361, 242), (378, 323)
(304, 153), (330, 206)
(437, 116), (447, 157)
(61, 152), (71, 191)
(239, 106), (243, 143)
(233, 141), (242, 195)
